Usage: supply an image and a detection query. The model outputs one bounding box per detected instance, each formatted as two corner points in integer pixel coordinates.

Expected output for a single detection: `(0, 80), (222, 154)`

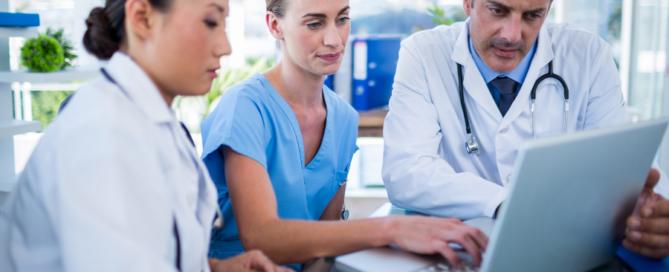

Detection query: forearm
(319, 183), (346, 221)
(240, 217), (393, 264)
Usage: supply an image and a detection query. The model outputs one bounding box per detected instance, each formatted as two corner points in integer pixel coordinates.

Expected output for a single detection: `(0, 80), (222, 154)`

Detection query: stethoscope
(458, 61), (570, 156)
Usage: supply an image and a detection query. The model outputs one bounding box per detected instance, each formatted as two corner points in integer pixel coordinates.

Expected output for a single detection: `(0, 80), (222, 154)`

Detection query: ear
(266, 12), (284, 40)
(464, 0), (472, 16)
(125, 0), (155, 40)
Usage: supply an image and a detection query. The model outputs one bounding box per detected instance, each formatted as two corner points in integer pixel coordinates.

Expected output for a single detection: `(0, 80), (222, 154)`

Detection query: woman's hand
(209, 250), (294, 272)
(383, 216), (488, 268)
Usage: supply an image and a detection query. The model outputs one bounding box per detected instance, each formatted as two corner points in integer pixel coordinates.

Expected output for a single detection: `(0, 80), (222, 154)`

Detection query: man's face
(464, 0), (552, 73)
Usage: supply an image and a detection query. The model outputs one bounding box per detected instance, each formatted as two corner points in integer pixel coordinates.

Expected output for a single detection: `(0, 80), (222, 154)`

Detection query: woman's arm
(224, 147), (488, 268)
(319, 183), (346, 221)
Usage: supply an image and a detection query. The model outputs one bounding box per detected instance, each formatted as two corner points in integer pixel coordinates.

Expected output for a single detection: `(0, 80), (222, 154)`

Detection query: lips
(493, 46), (519, 58)
(207, 68), (220, 79)
(318, 52), (341, 62)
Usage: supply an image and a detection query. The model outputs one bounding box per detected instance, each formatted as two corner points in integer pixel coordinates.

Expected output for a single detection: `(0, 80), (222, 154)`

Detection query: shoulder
(53, 78), (140, 135)
(33, 79), (156, 169)
(546, 22), (610, 56)
(402, 22), (464, 53)
(210, 74), (271, 118)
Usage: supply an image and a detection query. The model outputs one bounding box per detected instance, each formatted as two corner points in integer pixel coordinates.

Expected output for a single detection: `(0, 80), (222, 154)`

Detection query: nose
(215, 28), (232, 58)
(323, 23), (342, 49)
(499, 14), (522, 45)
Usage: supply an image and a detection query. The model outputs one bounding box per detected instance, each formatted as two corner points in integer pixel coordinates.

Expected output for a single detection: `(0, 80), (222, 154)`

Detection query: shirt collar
(467, 22), (538, 85)
(105, 52), (175, 124)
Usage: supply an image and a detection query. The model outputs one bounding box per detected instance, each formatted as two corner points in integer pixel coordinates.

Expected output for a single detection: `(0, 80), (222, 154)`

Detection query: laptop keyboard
(416, 252), (479, 272)
(417, 261), (479, 272)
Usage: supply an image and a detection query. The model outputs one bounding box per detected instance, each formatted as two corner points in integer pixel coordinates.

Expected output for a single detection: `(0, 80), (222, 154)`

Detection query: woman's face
(273, 0), (351, 76)
(144, 0), (231, 97)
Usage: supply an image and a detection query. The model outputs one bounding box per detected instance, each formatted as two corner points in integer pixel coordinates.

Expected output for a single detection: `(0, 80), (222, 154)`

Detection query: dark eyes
(491, 8), (504, 15)
(204, 20), (218, 28)
(527, 13), (542, 19)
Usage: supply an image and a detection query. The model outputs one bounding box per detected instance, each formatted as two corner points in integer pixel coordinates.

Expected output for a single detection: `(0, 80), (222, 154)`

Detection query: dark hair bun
(83, 7), (120, 60)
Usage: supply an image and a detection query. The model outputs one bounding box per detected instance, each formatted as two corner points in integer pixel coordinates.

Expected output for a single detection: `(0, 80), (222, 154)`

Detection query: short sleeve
(201, 84), (268, 170)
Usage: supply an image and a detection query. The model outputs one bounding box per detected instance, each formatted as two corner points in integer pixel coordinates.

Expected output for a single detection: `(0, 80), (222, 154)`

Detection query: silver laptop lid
(482, 118), (669, 272)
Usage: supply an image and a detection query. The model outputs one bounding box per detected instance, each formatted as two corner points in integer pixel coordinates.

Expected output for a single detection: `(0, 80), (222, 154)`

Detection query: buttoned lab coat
(382, 20), (669, 220)
(0, 53), (219, 272)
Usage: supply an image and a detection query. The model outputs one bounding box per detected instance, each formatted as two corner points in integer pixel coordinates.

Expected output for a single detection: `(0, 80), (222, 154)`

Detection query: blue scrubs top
(201, 74), (359, 269)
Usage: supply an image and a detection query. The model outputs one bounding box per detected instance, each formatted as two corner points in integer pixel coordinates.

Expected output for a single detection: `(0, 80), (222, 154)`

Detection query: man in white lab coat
(382, 0), (669, 259)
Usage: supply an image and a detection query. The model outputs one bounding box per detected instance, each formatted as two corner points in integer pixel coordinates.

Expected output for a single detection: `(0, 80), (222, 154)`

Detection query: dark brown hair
(266, 0), (288, 18)
(83, 0), (174, 60)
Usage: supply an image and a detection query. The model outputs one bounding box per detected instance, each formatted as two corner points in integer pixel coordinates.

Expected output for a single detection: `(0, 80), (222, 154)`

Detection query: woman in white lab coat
(0, 0), (289, 271)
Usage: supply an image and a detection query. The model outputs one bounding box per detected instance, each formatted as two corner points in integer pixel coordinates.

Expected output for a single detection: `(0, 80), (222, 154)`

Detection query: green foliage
(20, 34), (64, 72)
(31, 90), (75, 130)
(46, 28), (78, 70)
(428, 5), (453, 26)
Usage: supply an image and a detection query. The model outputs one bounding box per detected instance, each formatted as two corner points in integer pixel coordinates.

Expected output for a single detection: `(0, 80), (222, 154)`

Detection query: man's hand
(209, 250), (294, 272)
(623, 168), (669, 259)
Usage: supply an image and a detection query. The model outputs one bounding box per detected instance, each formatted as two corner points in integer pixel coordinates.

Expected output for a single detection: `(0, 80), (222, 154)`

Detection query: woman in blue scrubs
(200, 0), (488, 270)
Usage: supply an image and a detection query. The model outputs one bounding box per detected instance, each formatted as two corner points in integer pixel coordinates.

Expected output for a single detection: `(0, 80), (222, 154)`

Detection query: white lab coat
(0, 53), (219, 272)
(382, 20), (669, 220)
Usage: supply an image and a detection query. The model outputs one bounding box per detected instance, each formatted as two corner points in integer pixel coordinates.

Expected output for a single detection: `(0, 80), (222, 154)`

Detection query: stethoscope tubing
(458, 61), (570, 154)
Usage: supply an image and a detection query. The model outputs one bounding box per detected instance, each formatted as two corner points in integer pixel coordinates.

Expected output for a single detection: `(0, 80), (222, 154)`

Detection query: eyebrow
(302, 6), (351, 19)
(209, 3), (225, 13)
(487, 0), (547, 14)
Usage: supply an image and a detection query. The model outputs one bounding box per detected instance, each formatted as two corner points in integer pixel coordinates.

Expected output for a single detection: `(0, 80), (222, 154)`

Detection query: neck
(121, 47), (176, 107)
(265, 58), (326, 109)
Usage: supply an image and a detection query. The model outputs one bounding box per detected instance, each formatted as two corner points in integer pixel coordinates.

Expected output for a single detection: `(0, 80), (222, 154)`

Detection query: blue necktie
(490, 77), (519, 116)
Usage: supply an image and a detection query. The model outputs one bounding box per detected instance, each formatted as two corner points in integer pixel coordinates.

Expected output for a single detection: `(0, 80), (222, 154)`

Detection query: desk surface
(363, 203), (635, 272)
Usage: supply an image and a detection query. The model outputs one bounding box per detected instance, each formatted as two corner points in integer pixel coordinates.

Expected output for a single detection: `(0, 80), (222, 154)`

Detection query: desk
(358, 109), (387, 137)
(337, 203), (634, 272)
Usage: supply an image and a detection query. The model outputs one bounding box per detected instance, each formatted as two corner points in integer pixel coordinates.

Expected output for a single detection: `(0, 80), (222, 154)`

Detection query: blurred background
(1, 0), (668, 219)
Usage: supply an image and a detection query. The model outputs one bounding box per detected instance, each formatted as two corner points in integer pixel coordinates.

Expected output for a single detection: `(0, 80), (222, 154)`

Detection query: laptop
(335, 118), (669, 272)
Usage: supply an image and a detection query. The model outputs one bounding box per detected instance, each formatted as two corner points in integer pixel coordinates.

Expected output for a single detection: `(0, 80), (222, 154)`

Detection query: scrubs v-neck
(201, 74), (359, 269)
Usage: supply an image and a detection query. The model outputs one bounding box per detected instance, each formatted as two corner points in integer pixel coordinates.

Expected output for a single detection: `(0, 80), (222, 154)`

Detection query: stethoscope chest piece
(465, 134), (479, 156)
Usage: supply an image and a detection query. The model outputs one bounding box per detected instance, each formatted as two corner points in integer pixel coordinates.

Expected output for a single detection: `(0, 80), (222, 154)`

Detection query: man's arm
(382, 38), (505, 220)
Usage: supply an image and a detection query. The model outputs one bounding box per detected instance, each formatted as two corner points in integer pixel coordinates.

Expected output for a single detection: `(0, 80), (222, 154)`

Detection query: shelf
(0, 27), (38, 38)
(0, 12), (40, 27)
(0, 67), (100, 83)
(0, 120), (41, 139)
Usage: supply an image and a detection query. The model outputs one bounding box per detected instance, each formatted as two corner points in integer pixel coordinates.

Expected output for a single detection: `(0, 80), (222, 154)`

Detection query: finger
(628, 216), (669, 234)
(441, 229), (482, 267)
(642, 200), (669, 218)
(460, 235), (483, 267)
(434, 240), (462, 269)
(449, 225), (485, 265)
(461, 225), (489, 252)
(626, 229), (669, 248)
(623, 239), (669, 259)
(247, 251), (276, 272)
(276, 266), (295, 272)
(643, 169), (661, 191)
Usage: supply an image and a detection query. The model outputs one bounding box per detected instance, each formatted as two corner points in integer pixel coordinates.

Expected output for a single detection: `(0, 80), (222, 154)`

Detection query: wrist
(208, 258), (221, 270)
(372, 217), (397, 247)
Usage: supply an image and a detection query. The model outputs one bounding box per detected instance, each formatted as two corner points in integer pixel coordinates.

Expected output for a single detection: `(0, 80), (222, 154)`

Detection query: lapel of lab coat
(107, 52), (217, 227)
(450, 21), (556, 130)
(106, 52), (217, 270)
(499, 26), (555, 130)
(451, 20), (503, 123)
